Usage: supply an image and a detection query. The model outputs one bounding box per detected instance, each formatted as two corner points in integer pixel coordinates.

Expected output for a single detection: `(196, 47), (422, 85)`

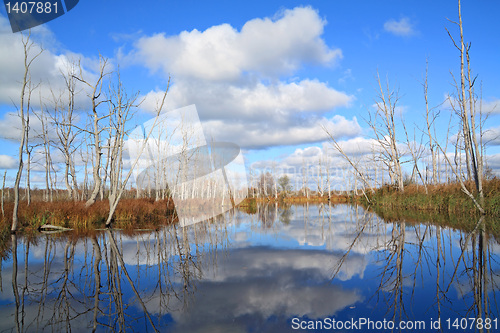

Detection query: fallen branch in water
(38, 224), (73, 231)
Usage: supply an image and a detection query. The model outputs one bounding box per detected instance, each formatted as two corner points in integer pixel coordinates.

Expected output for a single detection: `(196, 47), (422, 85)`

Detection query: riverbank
(1, 179), (498, 233)
(361, 179), (500, 217)
(237, 194), (350, 214)
(244, 194), (349, 204)
(0, 198), (176, 233)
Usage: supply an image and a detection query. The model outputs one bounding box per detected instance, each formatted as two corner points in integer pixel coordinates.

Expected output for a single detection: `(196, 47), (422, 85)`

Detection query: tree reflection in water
(1, 204), (500, 332)
(331, 208), (499, 332)
(4, 213), (230, 332)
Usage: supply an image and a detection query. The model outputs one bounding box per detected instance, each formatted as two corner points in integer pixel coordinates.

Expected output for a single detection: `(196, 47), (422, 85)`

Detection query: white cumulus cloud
(0, 155), (16, 169)
(484, 126), (500, 146)
(142, 79), (353, 121)
(132, 7), (353, 149)
(482, 98), (500, 114)
(383, 17), (416, 37)
(0, 16), (98, 111)
(202, 115), (361, 149)
(133, 6), (341, 80)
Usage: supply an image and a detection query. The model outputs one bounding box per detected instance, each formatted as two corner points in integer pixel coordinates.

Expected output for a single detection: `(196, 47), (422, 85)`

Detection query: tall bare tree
(368, 73), (405, 192)
(105, 76), (170, 226)
(445, 0), (485, 211)
(301, 157), (309, 199)
(12, 32), (43, 232)
(34, 96), (55, 202)
(105, 71), (139, 224)
(316, 156), (325, 197)
(74, 55), (110, 208)
(422, 60), (440, 185)
(324, 148), (332, 200)
(24, 112), (33, 205)
(402, 118), (428, 193)
(51, 61), (81, 200)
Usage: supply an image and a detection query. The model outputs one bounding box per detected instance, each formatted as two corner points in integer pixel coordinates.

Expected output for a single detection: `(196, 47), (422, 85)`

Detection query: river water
(0, 204), (498, 332)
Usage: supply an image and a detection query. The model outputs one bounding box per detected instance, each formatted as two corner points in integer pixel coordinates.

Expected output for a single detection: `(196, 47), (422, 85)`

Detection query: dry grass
(0, 198), (176, 232)
(365, 178), (500, 217)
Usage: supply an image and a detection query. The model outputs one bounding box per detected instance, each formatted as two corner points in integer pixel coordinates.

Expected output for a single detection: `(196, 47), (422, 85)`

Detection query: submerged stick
(38, 224), (73, 231)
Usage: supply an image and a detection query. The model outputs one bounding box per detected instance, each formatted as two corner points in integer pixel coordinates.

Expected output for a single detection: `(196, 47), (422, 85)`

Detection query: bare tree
(79, 131), (92, 200)
(105, 77), (170, 226)
(445, 0), (485, 212)
(368, 73), (405, 192)
(272, 161), (278, 200)
(301, 157), (309, 199)
(258, 172), (274, 199)
(74, 55), (111, 208)
(105, 71), (139, 225)
(34, 96), (55, 202)
(422, 61), (440, 185)
(24, 113), (33, 205)
(12, 32), (43, 232)
(402, 117), (428, 193)
(51, 61), (81, 200)
(316, 156), (325, 197)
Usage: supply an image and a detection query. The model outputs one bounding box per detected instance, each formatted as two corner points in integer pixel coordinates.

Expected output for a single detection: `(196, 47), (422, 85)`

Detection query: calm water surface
(0, 204), (498, 332)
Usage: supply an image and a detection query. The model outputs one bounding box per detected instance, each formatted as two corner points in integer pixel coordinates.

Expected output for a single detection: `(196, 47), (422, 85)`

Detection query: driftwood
(38, 224), (73, 232)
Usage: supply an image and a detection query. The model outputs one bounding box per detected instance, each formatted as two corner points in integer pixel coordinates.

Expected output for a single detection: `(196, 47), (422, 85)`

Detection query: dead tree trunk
(446, 0), (485, 211)
(12, 32), (43, 232)
(423, 60), (438, 184)
(74, 56), (110, 208)
(105, 77), (170, 226)
(370, 73), (404, 192)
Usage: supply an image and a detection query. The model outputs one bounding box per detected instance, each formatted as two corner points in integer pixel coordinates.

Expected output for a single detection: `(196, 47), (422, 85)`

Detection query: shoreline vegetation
(364, 179), (500, 217)
(1, 196), (176, 234)
(0, 178), (498, 235)
(245, 178), (500, 219)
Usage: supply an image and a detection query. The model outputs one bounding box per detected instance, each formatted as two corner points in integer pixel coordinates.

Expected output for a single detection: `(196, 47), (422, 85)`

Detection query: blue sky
(0, 0), (499, 188)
